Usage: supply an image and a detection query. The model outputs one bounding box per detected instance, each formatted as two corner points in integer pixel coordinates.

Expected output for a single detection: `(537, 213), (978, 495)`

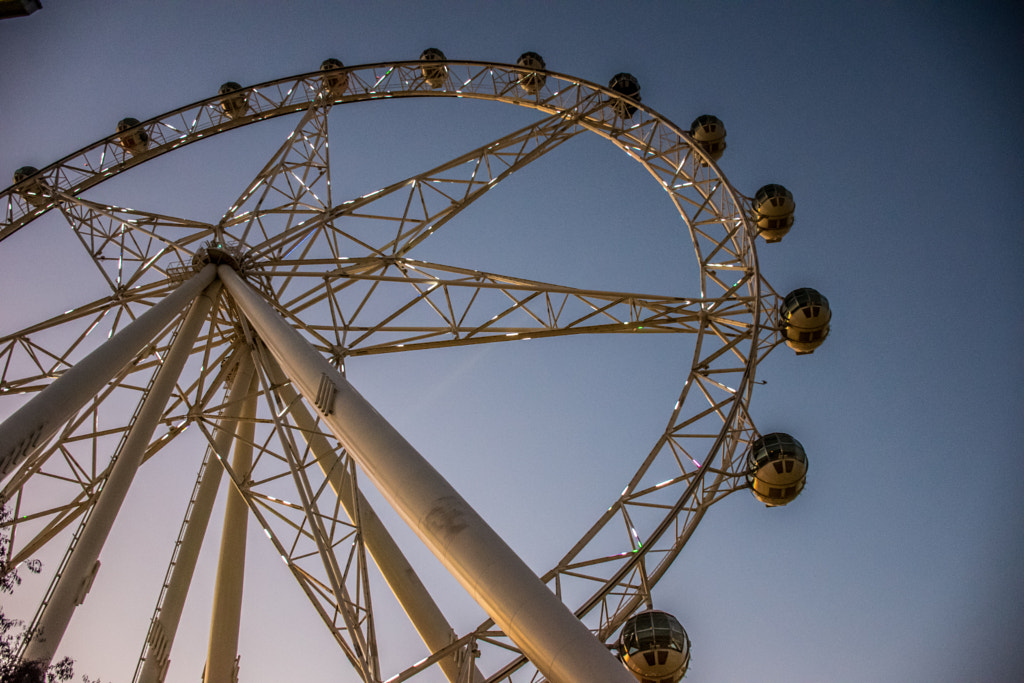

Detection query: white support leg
(0, 265), (217, 481)
(218, 266), (632, 683)
(137, 350), (257, 683)
(204, 369), (258, 683)
(266, 355), (481, 683)
(22, 280), (221, 668)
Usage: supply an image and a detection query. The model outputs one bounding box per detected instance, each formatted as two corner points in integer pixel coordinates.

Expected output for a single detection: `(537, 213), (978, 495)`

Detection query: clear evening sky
(1, 2), (1021, 681)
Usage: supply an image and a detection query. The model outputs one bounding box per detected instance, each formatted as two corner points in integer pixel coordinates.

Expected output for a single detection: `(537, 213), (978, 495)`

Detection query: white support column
(137, 351), (257, 683)
(219, 266), (632, 683)
(266, 356), (481, 683)
(204, 370), (258, 683)
(0, 265), (217, 481)
(22, 279), (222, 668)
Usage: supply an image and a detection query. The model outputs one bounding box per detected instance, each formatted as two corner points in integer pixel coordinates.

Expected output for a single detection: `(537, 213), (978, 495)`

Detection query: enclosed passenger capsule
(618, 610), (691, 683)
(218, 81), (248, 119)
(752, 184), (795, 242)
(689, 115), (726, 164)
(116, 117), (149, 155)
(420, 48), (447, 89)
(780, 287), (831, 354)
(320, 58), (349, 98)
(608, 73), (641, 119)
(747, 432), (808, 506)
(13, 166), (49, 207)
(516, 51), (546, 95)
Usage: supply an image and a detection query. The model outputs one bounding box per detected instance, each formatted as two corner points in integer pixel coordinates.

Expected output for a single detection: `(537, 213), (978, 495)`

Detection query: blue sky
(1, 2), (1022, 682)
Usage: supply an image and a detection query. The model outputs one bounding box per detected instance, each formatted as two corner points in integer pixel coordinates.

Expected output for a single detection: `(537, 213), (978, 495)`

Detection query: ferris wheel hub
(191, 240), (248, 271)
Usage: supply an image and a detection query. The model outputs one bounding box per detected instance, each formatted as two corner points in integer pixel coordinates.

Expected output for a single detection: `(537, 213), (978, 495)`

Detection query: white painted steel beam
(218, 266), (632, 683)
(0, 265), (218, 482)
(204, 368), (258, 683)
(22, 279), (221, 667)
(266, 356), (481, 683)
(137, 350), (257, 683)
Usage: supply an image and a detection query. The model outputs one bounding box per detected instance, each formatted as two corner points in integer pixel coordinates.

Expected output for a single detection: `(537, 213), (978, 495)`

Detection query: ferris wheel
(0, 52), (831, 683)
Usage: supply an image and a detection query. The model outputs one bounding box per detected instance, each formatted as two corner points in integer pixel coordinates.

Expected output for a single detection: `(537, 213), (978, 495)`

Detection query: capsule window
(785, 460), (794, 473)
(671, 623), (685, 650)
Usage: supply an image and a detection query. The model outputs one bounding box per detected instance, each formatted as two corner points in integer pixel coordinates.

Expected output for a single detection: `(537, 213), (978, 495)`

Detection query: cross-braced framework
(0, 58), (799, 682)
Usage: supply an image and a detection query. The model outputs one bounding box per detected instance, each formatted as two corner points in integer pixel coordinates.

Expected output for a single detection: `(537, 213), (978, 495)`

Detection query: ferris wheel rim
(3, 59), (739, 239)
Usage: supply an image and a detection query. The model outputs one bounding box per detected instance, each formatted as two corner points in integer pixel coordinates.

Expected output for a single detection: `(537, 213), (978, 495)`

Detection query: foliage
(0, 504), (76, 683)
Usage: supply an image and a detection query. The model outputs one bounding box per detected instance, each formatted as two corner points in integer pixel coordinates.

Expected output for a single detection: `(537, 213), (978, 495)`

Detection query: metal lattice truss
(0, 60), (788, 682)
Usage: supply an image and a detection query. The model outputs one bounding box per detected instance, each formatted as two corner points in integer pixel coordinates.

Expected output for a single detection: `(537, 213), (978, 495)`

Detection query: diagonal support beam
(21, 277), (222, 667)
(0, 264), (217, 482)
(218, 265), (633, 683)
(136, 349), (258, 683)
(205, 363), (259, 683)
(265, 355), (481, 683)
